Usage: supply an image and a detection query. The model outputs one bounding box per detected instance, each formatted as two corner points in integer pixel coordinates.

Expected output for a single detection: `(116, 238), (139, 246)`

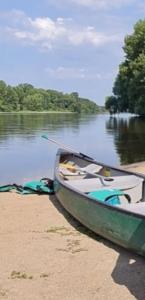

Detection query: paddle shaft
(42, 135), (113, 185)
(41, 135), (94, 160)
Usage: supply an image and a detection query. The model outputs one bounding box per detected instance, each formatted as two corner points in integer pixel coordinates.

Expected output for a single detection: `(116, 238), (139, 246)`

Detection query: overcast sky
(0, 0), (144, 105)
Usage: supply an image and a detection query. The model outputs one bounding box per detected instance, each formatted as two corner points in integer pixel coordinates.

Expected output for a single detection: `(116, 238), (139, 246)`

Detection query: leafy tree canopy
(105, 19), (145, 116)
(0, 80), (100, 113)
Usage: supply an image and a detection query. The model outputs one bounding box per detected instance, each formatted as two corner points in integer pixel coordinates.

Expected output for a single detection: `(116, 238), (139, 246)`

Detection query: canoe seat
(67, 175), (143, 193)
(59, 163), (102, 176)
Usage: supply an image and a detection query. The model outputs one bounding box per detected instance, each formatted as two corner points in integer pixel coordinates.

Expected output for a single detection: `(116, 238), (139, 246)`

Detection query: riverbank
(122, 161), (145, 174)
(0, 111), (76, 114)
(0, 163), (145, 300)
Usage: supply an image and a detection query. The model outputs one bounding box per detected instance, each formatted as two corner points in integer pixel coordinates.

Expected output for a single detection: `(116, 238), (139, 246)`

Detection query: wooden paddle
(41, 135), (94, 160)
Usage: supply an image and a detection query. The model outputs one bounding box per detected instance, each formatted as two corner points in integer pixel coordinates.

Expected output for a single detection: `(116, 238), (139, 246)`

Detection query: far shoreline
(0, 110), (103, 114)
(0, 111), (76, 114)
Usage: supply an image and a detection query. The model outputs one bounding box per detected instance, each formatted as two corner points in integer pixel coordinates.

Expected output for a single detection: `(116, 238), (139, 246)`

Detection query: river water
(0, 112), (145, 184)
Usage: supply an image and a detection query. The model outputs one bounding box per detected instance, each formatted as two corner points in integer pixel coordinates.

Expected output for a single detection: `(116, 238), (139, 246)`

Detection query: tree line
(105, 19), (145, 116)
(0, 80), (100, 113)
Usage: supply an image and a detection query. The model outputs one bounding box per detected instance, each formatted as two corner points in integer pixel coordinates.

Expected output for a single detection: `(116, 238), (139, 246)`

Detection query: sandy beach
(0, 164), (145, 300)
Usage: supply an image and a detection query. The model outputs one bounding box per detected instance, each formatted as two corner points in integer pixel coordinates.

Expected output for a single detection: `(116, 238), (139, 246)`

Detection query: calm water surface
(0, 112), (145, 184)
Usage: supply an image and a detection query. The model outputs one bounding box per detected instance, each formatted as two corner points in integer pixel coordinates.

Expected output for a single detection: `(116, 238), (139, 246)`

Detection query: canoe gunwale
(54, 149), (145, 221)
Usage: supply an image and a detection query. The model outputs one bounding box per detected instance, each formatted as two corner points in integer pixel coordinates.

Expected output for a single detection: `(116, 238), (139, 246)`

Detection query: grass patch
(40, 273), (49, 278)
(0, 288), (8, 298)
(10, 271), (33, 280)
(46, 226), (70, 233)
(56, 238), (88, 254)
(71, 248), (88, 254)
(45, 226), (80, 236)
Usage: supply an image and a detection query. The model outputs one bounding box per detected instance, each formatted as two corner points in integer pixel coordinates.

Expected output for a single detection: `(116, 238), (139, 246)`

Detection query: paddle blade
(41, 134), (48, 140)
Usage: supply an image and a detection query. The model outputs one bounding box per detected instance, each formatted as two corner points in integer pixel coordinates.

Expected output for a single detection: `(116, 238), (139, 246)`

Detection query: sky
(0, 0), (145, 105)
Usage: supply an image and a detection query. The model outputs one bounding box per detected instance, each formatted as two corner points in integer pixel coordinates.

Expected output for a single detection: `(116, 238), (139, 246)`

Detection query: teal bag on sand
(0, 178), (54, 195)
(88, 189), (124, 206)
(0, 185), (15, 192)
(21, 179), (54, 194)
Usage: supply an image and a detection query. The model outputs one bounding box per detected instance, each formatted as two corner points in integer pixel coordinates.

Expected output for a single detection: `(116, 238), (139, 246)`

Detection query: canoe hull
(54, 149), (145, 256)
(54, 179), (145, 256)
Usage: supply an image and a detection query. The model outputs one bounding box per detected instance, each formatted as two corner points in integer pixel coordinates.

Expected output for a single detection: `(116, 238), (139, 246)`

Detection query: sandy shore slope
(0, 165), (145, 300)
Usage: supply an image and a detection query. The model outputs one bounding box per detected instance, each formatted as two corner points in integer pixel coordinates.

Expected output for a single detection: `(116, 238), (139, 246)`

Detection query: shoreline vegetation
(105, 19), (145, 116)
(0, 80), (103, 114)
(0, 111), (76, 114)
(0, 111), (106, 114)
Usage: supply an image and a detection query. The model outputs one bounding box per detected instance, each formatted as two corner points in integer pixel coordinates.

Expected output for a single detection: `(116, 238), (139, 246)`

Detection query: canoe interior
(56, 151), (145, 216)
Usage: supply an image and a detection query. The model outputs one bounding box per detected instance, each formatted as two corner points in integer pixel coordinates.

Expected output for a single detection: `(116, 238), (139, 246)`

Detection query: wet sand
(0, 164), (145, 300)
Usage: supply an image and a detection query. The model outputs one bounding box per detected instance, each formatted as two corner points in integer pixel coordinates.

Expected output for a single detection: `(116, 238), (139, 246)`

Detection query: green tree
(105, 96), (118, 114)
(108, 19), (145, 116)
(70, 92), (79, 99)
(23, 94), (44, 111)
(0, 80), (101, 113)
(5, 86), (19, 111)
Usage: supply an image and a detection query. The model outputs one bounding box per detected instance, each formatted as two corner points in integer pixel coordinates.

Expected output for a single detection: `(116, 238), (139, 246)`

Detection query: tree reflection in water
(0, 113), (96, 184)
(106, 116), (145, 165)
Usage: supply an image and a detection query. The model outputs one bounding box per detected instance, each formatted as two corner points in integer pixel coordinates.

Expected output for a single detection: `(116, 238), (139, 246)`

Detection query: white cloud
(68, 26), (121, 46)
(45, 66), (116, 80)
(1, 10), (123, 50)
(45, 66), (87, 79)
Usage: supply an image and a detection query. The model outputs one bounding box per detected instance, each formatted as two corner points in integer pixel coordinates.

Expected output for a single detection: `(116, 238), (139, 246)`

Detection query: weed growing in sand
(67, 239), (87, 253)
(10, 271), (33, 280)
(45, 226), (80, 236)
(46, 226), (70, 233)
(0, 288), (8, 298)
(57, 238), (88, 254)
(40, 273), (49, 278)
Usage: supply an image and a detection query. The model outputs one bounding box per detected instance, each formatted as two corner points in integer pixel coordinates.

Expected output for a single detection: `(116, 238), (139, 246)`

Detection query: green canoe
(54, 149), (145, 256)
